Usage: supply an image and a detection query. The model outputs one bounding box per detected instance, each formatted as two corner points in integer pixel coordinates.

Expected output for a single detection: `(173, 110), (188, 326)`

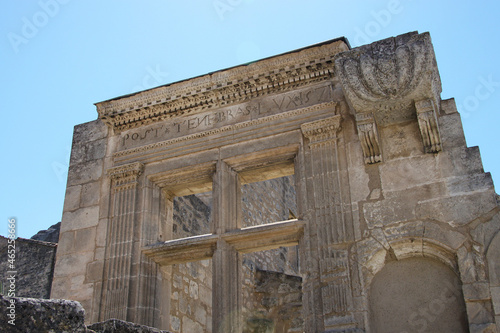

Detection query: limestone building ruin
(51, 31), (500, 332)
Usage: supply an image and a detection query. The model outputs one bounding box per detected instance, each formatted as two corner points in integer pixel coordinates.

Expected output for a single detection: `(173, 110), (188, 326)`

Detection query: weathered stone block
(67, 159), (103, 186)
(466, 301), (494, 325)
(379, 155), (441, 193)
(73, 119), (108, 145)
(63, 185), (82, 212)
(53, 251), (94, 278)
(491, 287), (500, 315)
(70, 138), (107, 165)
(469, 322), (497, 333)
(487, 230), (500, 286)
(0, 237), (57, 299)
(81, 181), (101, 207)
(182, 316), (202, 332)
(57, 230), (74, 254)
(463, 282), (492, 301)
(446, 173), (494, 194)
(416, 191), (497, 226)
(74, 227), (96, 253)
(439, 109), (467, 149)
(0, 295), (86, 333)
(61, 205), (100, 232)
(86, 260), (104, 283)
(379, 121), (423, 160)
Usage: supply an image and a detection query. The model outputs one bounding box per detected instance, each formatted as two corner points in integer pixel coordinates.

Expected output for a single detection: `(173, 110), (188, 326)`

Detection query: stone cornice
(95, 40), (349, 132)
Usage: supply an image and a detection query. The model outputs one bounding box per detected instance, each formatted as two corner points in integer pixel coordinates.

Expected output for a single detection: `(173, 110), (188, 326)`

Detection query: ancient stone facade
(52, 31), (500, 332)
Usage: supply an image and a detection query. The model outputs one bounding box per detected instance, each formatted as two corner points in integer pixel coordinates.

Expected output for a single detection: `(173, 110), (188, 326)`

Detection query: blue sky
(1, 0), (499, 239)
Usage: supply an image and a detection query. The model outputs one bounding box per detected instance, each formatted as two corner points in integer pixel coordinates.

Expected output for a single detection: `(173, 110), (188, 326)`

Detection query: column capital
(301, 115), (341, 145)
(107, 162), (144, 180)
(107, 162), (144, 191)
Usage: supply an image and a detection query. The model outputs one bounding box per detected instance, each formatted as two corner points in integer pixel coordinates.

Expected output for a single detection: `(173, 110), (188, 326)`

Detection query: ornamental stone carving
(415, 98), (442, 153)
(334, 32), (442, 121)
(355, 113), (382, 164)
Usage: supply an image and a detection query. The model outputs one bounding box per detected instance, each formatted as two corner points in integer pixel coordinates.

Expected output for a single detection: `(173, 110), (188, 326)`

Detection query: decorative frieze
(415, 99), (442, 153)
(355, 113), (382, 164)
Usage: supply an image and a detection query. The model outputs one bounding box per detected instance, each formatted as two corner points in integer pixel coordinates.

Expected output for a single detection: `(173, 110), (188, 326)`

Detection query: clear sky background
(1, 0), (499, 239)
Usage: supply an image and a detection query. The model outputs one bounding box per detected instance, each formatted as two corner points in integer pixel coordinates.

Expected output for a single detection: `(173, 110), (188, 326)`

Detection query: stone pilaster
(101, 162), (143, 321)
(301, 115), (357, 331)
(212, 160), (242, 333)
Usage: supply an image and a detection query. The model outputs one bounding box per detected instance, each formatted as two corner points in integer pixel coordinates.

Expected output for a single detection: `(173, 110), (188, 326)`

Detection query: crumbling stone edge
(0, 295), (172, 333)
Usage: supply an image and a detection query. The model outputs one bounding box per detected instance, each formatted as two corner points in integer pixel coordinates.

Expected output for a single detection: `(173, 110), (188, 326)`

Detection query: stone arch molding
(360, 221), (467, 288)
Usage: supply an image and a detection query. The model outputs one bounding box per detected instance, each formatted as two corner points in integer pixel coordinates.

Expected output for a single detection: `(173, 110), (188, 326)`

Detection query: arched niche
(369, 257), (469, 333)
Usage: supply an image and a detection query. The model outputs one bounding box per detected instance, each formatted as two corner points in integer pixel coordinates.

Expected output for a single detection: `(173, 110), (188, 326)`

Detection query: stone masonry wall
(241, 176), (302, 332)
(170, 194), (213, 332)
(0, 236), (57, 299)
(51, 119), (109, 317)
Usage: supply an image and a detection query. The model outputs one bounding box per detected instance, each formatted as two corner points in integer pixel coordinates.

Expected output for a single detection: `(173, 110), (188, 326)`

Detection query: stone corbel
(356, 113), (382, 164)
(415, 99), (442, 153)
(300, 115), (342, 146)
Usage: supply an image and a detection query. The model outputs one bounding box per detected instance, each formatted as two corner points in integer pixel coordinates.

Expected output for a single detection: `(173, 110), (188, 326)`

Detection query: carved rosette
(355, 113), (382, 164)
(107, 162), (144, 191)
(300, 115), (341, 146)
(415, 99), (442, 153)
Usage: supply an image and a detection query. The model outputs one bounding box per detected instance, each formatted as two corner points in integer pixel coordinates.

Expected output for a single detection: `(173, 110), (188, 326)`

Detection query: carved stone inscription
(119, 83), (334, 150)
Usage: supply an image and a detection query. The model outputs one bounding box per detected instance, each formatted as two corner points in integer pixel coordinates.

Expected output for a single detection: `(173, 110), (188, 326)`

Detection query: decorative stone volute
(334, 32), (442, 126)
